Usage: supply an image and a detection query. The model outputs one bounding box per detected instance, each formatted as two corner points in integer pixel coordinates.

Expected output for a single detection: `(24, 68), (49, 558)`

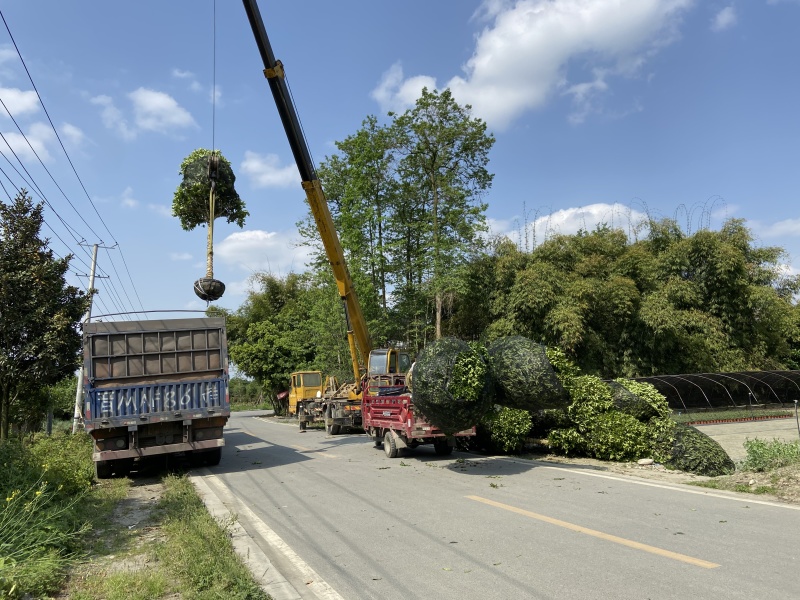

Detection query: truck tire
(299, 421), (307, 431)
(384, 431), (398, 458)
(330, 424), (341, 435)
(95, 460), (112, 480)
(434, 441), (453, 456)
(205, 447), (222, 466)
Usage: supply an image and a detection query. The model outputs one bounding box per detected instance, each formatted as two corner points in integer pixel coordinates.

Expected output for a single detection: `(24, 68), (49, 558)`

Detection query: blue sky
(1, 0), (799, 320)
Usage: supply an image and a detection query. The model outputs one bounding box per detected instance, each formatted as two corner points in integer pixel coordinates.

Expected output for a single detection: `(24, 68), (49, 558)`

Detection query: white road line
(538, 464), (800, 511)
(457, 454), (800, 512)
(190, 472), (345, 600)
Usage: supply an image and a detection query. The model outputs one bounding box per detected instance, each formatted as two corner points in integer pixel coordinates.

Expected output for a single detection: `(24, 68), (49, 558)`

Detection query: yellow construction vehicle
(242, 0), (411, 434)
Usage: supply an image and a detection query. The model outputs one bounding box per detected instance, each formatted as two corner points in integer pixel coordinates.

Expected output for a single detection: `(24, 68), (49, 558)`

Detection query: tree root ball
(194, 277), (225, 302)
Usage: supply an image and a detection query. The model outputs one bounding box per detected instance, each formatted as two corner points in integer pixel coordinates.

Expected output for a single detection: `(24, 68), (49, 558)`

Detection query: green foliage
(546, 428), (588, 457)
(413, 338), (494, 435)
(0, 432), (94, 599)
(0, 191), (89, 440)
(488, 336), (568, 411)
(171, 148), (248, 231)
(582, 412), (650, 461)
(665, 424), (736, 476)
(445, 218), (799, 378)
(487, 407), (532, 454)
(157, 475), (268, 600)
(611, 378), (671, 421)
(741, 438), (800, 472)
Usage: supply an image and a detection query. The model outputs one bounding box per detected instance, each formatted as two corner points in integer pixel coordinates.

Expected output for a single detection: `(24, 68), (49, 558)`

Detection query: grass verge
(688, 438), (800, 503)
(62, 474), (270, 600)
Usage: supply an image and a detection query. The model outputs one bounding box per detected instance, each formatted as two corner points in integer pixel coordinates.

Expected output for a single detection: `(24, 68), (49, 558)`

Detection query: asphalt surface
(191, 414), (800, 600)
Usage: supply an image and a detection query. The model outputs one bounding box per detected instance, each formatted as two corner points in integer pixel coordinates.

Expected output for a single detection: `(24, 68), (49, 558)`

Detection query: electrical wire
(0, 9), (146, 316)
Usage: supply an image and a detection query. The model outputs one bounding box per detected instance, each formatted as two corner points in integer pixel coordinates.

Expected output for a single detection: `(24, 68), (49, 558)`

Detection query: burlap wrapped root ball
(487, 336), (569, 411)
(412, 337), (494, 435)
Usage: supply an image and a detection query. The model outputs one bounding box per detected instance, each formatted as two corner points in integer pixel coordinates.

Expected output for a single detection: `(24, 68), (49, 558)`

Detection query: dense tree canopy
(0, 191), (89, 439)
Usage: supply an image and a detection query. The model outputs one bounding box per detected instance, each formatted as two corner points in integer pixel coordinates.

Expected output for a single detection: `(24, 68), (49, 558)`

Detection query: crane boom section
(242, 0), (373, 375)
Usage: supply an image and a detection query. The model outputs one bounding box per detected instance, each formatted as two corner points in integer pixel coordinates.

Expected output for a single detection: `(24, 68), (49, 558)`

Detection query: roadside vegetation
(0, 429), (269, 599)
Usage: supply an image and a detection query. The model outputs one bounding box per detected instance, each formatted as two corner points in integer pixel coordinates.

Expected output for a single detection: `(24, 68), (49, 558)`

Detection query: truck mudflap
(93, 438), (224, 462)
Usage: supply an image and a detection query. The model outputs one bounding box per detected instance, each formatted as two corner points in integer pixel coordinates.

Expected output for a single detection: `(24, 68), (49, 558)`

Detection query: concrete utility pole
(72, 243), (101, 434)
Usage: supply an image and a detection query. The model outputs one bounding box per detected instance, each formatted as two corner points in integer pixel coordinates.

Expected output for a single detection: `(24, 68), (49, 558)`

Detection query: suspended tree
(0, 190), (89, 440)
(172, 148), (248, 301)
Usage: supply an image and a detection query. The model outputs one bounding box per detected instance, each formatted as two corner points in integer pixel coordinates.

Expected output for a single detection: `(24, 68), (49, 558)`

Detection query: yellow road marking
(467, 495), (720, 569)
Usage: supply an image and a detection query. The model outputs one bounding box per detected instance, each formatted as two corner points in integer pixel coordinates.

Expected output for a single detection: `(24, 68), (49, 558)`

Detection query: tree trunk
(206, 183), (216, 279)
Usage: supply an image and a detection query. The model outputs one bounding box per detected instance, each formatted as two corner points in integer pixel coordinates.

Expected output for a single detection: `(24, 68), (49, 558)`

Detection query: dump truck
(82, 317), (230, 478)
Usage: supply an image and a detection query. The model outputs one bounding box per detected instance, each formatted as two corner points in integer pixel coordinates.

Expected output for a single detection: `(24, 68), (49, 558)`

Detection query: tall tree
(317, 116), (398, 312)
(391, 88), (494, 338)
(0, 191), (89, 439)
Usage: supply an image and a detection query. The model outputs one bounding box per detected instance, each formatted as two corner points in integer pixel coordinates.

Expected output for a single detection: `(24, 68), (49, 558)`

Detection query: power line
(0, 8), (147, 316)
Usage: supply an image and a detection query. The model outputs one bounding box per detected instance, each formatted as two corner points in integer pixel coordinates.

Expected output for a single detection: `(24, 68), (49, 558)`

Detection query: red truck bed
(361, 378), (474, 458)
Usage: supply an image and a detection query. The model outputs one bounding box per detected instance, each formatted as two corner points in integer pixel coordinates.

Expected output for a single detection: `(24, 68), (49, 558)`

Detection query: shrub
(665, 424), (735, 476)
(487, 407), (532, 454)
(584, 412), (650, 461)
(547, 427), (588, 456)
(413, 338), (494, 435)
(530, 409), (571, 439)
(741, 438), (800, 472)
(0, 433), (94, 599)
(487, 336), (568, 411)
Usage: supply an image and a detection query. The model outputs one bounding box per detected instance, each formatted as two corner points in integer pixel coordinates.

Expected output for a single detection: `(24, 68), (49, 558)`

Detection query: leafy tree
(0, 191), (89, 440)
(226, 273), (320, 398)
(317, 116), (398, 312)
(172, 148), (248, 280)
(391, 88), (494, 339)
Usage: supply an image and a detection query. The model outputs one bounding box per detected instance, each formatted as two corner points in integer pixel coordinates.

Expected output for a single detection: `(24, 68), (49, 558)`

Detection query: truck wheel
(205, 447), (222, 466)
(383, 431), (398, 458)
(115, 459), (133, 477)
(299, 421), (307, 431)
(434, 441), (453, 456)
(330, 424), (341, 435)
(95, 460), (112, 480)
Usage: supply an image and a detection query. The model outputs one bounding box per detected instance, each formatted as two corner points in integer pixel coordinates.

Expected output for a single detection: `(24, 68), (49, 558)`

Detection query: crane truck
(242, 0), (474, 455)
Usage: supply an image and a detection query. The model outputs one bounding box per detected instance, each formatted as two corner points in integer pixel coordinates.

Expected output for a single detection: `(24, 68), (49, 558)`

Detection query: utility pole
(72, 243), (110, 434)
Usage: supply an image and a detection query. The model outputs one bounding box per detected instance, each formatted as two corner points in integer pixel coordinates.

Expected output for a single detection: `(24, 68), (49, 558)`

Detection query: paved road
(193, 414), (800, 600)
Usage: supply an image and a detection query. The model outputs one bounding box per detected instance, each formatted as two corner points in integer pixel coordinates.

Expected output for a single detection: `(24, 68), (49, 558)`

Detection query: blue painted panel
(86, 378), (227, 421)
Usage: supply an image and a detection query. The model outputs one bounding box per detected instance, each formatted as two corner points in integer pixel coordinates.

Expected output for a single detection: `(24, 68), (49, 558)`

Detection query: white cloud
(370, 62), (438, 115)
(752, 217), (800, 238)
(129, 87), (196, 133)
(60, 122), (86, 147)
(211, 84), (222, 105)
(0, 86), (39, 117)
(148, 203), (172, 217)
(373, 0), (693, 129)
(171, 68), (194, 79)
(120, 186), (138, 208)
(170, 252), (193, 261)
(492, 202), (651, 248)
(92, 89), (196, 139)
(91, 94), (136, 140)
(240, 151), (298, 188)
(0, 121), (55, 161)
(216, 229), (313, 275)
(711, 6), (737, 32)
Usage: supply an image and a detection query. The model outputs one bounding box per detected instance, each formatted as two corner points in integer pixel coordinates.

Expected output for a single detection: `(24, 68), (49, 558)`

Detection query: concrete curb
(189, 470), (344, 600)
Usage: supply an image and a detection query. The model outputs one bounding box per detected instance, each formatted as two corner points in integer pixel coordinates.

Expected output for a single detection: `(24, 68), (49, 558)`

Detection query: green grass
(230, 401), (272, 412)
(0, 432), (102, 599)
(672, 408), (794, 424)
(740, 438), (800, 472)
(156, 475), (269, 600)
